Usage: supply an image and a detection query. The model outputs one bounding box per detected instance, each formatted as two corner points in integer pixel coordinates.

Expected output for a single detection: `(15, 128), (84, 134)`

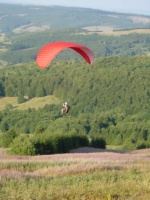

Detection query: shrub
(5, 103), (13, 110)
(0, 128), (17, 148)
(90, 136), (106, 149)
(33, 133), (89, 155)
(8, 134), (36, 155)
(136, 142), (150, 149)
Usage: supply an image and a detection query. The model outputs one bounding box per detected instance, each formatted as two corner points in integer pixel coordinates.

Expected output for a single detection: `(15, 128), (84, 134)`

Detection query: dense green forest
(0, 56), (150, 154)
(0, 28), (150, 65)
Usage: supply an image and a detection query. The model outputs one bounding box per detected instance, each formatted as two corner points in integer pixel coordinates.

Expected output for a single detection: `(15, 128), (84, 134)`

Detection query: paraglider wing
(36, 41), (95, 68)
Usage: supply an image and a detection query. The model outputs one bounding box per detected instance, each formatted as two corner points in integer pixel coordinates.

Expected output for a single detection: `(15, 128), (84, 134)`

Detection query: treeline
(3, 131), (106, 155)
(1, 3), (150, 34)
(1, 28), (150, 65)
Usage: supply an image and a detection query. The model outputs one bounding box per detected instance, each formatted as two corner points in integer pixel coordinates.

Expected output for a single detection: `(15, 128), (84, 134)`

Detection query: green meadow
(0, 95), (60, 111)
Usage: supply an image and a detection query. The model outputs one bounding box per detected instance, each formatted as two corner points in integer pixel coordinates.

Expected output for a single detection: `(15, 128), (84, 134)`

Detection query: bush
(0, 128), (17, 148)
(8, 133), (89, 155)
(136, 142), (150, 149)
(5, 103), (13, 110)
(8, 134), (36, 155)
(17, 93), (25, 104)
(33, 136), (55, 154)
(90, 136), (106, 149)
(33, 133), (89, 155)
(8, 132), (106, 155)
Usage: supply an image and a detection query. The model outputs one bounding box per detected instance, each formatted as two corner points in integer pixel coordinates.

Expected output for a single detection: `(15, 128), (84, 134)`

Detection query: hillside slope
(0, 4), (150, 66)
(0, 56), (149, 149)
(1, 3), (150, 35)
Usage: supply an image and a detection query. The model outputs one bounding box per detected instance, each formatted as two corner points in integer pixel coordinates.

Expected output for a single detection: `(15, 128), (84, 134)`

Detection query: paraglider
(61, 102), (70, 115)
(36, 41), (95, 115)
(36, 41), (95, 68)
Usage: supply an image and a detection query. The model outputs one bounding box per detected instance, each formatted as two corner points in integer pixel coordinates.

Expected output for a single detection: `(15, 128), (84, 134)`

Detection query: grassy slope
(0, 95), (60, 111)
(98, 28), (150, 36)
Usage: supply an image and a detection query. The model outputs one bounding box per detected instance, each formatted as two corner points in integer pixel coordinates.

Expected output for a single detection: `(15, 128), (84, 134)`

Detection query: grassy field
(0, 95), (61, 111)
(0, 148), (150, 200)
(13, 24), (50, 34)
(99, 28), (150, 36)
(83, 27), (150, 36)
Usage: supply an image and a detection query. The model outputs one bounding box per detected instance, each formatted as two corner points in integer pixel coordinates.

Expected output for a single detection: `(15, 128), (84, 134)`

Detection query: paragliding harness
(61, 103), (70, 115)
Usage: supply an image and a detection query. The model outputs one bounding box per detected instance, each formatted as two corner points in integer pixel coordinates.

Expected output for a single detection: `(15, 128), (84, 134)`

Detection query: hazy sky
(0, 0), (150, 16)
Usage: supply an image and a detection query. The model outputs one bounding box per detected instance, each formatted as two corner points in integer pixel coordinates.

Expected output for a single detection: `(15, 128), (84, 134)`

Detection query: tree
(9, 134), (36, 155)
(1, 128), (17, 147)
(17, 93), (25, 104)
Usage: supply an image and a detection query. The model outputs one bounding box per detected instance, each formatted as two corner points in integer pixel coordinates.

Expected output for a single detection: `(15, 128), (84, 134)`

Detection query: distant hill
(0, 3), (150, 35)
(0, 28), (150, 66)
(0, 3), (150, 66)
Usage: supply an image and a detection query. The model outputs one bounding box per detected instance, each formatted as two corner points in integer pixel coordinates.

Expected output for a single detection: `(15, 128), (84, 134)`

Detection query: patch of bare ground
(82, 26), (116, 32)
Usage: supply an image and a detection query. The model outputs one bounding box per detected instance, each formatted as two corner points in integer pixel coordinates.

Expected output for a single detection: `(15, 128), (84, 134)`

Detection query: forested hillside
(0, 4), (150, 66)
(0, 56), (149, 153)
(0, 28), (150, 65)
(0, 3), (150, 35)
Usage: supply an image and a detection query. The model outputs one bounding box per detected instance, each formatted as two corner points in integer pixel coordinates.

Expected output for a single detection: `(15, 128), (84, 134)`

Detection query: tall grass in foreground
(0, 150), (150, 200)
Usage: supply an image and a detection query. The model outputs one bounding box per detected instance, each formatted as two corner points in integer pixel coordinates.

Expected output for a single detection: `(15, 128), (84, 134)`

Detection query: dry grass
(13, 24), (50, 33)
(0, 148), (150, 200)
(0, 95), (60, 111)
(0, 148), (6, 155)
(103, 29), (150, 36)
(0, 147), (150, 179)
(82, 26), (150, 36)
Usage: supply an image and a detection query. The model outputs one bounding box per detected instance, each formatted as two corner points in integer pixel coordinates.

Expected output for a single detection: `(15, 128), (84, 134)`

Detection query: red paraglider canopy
(36, 41), (95, 68)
